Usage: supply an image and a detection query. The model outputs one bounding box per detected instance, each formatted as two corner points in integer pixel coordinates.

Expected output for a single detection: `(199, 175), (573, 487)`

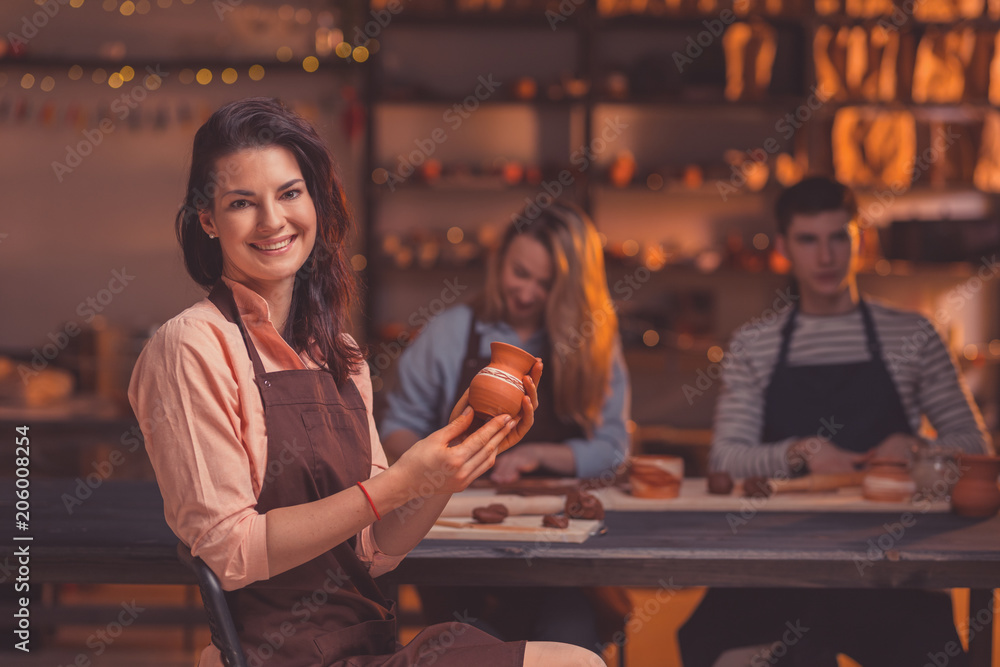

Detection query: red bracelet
(357, 481), (381, 520)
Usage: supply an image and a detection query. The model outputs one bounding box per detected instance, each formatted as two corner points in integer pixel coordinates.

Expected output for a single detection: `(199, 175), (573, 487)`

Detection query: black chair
(176, 542), (248, 667)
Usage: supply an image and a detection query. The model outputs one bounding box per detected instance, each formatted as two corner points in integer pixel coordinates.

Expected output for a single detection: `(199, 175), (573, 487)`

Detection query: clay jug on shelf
(467, 342), (536, 423)
(951, 455), (1000, 518)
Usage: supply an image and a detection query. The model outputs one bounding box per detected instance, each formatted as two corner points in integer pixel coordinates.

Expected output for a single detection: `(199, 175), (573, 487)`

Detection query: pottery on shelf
(862, 458), (916, 502)
(629, 455), (684, 499)
(951, 454), (1000, 518)
(467, 342), (536, 423)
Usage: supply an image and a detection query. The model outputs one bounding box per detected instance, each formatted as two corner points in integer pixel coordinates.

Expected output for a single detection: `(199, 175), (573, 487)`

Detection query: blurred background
(2, 0), (1000, 664)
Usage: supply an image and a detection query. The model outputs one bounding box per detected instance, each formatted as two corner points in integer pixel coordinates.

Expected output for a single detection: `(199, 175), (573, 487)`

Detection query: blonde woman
(382, 201), (630, 651)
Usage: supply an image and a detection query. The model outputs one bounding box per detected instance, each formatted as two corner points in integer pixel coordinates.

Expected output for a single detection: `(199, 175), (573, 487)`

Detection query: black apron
(680, 299), (963, 667)
(208, 283), (524, 667)
(762, 299), (912, 452)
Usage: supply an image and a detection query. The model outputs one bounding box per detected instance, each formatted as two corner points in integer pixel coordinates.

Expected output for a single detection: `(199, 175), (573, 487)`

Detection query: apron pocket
(314, 615), (398, 663)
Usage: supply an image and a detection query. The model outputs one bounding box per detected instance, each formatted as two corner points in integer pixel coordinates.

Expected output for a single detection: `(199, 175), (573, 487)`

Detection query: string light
(119, 1), (135, 16)
(21, 74), (35, 89)
(70, 0), (84, 7)
(108, 72), (124, 88)
(302, 56), (319, 73)
(136, 0), (151, 14)
(68, 65), (83, 80)
(248, 65), (265, 81)
(120, 66), (135, 82)
(276, 46), (293, 62)
(92, 68), (107, 84)
(222, 68), (238, 84)
(335, 42), (352, 59)
(352, 46), (370, 63)
(178, 68), (195, 84)
(196, 68), (212, 85)
(40, 76), (55, 92)
(447, 227), (464, 244)
(643, 330), (660, 347)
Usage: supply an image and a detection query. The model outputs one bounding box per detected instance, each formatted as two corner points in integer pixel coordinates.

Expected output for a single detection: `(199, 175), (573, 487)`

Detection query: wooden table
(3, 480), (998, 665)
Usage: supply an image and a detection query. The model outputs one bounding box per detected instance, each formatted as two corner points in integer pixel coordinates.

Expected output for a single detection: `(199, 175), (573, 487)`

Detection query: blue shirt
(380, 304), (632, 479)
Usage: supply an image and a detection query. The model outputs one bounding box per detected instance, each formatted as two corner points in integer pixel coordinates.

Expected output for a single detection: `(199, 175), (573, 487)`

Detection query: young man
(680, 176), (992, 666)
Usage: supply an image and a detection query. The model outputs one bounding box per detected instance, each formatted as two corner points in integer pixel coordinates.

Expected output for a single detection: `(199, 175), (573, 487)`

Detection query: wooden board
(425, 515), (602, 543)
(595, 478), (951, 513)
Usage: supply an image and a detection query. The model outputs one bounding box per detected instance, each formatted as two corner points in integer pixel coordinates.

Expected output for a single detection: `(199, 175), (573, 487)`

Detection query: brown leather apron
(209, 284), (525, 667)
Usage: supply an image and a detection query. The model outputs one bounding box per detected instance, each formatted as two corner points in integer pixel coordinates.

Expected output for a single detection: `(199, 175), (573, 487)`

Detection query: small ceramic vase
(467, 342), (536, 422)
(951, 454), (1000, 518)
(862, 459), (916, 502)
(629, 455), (684, 499)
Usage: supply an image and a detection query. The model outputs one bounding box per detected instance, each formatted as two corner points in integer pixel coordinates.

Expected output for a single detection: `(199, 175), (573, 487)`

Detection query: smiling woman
(129, 97), (596, 667)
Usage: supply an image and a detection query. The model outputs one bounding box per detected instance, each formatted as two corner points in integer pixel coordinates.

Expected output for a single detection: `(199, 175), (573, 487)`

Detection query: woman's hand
(450, 359), (542, 454)
(392, 406), (517, 499)
(791, 437), (871, 474)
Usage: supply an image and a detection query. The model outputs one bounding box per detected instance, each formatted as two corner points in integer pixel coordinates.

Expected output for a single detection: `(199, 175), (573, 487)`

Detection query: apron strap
(208, 282), (269, 380)
(464, 312), (481, 361)
(775, 305), (798, 367)
(857, 299), (881, 358)
(332, 543), (391, 609)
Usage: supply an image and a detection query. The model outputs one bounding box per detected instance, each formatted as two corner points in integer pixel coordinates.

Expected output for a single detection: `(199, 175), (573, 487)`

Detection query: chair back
(176, 542), (248, 667)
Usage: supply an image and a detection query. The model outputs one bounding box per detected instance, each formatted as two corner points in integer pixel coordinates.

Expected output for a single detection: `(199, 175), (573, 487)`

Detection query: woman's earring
(208, 232), (217, 239)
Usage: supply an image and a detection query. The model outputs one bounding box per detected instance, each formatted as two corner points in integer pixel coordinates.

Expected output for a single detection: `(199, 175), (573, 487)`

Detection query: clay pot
(629, 455), (684, 499)
(467, 342), (536, 422)
(862, 459), (916, 502)
(951, 454), (1000, 518)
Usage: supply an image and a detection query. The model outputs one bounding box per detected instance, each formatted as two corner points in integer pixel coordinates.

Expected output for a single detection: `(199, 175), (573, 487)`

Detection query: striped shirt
(710, 298), (992, 478)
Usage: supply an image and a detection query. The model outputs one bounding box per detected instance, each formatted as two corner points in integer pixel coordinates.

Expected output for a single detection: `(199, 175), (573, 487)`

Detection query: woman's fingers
(529, 359), (543, 390)
(437, 406), (474, 443)
(448, 388), (471, 424)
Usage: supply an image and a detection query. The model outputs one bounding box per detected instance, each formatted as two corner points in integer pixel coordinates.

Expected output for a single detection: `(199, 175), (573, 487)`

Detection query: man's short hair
(775, 176), (858, 235)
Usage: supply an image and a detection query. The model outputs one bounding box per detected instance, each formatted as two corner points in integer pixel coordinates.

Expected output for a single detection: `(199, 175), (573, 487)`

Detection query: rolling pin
(746, 472), (866, 497)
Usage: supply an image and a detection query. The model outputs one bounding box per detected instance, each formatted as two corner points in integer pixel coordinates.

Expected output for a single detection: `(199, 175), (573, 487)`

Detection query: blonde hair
(478, 202), (618, 434)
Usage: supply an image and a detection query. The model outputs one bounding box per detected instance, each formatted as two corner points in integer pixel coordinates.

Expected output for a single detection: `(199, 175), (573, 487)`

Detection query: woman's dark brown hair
(175, 97), (361, 382)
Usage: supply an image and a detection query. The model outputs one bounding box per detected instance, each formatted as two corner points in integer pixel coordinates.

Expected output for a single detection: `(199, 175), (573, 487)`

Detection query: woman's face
(499, 234), (554, 331)
(199, 145), (317, 296)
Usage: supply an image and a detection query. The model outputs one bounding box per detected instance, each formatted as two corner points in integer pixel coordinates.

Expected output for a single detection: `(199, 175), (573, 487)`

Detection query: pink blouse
(128, 278), (404, 596)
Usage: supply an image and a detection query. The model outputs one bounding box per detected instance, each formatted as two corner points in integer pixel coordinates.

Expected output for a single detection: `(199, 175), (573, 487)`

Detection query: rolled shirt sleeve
(129, 316), (271, 591)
